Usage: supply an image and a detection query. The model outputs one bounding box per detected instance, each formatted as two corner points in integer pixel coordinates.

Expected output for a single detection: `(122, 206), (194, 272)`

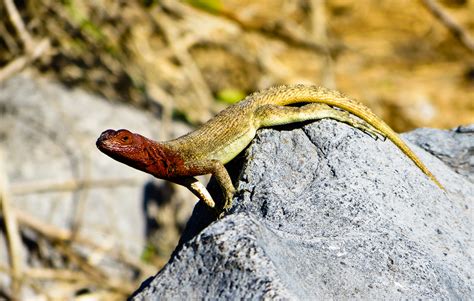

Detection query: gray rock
(131, 120), (473, 300)
(405, 125), (474, 182)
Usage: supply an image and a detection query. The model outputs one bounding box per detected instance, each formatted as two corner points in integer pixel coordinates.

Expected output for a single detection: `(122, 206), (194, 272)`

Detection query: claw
(362, 128), (379, 140)
(352, 122), (384, 141)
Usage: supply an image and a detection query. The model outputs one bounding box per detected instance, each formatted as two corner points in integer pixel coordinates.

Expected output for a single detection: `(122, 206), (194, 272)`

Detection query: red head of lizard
(96, 129), (180, 179)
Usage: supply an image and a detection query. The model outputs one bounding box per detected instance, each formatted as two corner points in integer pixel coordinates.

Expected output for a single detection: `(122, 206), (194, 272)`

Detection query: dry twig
(0, 265), (48, 299)
(3, 0), (33, 50)
(1, 209), (139, 296)
(309, 0), (335, 89)
(179, 0), (330, 54)
(156, 2), (215, 123)
(0, 0), (50, 83)
(0, 38), (50, 83)
(0, 265), (88, 283)
(13, 208), (155, 275)
(421, 0), (474, 52)
(10, 177), (142, 195)
(0, 151), (23, 298)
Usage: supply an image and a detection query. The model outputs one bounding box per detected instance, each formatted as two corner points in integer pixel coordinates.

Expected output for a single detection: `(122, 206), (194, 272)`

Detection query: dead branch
(0, 214), (138, 296)
(0, 0), (50, 83)
(0, 263), (132, 297)
(27, 267), (88, 281)
(421, 0), (474, 52)
(155, 3), (215, 123)
(0, 264), (88, 282)
(13, 208), (155, 275)
(175, 0), (330, 54)
(0, 38), (50, 83)
(309, 0), (335, 89)
(10, 177), (142, 195)
(55, 243), (135, 295)
(69, 138), (93, 238)
(0, 151), (23, 298)
(3, 0), (33, 51)
(0, 20), (20, 54)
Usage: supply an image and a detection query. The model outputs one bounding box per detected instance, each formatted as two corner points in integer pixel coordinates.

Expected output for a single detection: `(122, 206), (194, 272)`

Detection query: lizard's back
(166, 94), (261, 162)
(166, 85), (363, 162)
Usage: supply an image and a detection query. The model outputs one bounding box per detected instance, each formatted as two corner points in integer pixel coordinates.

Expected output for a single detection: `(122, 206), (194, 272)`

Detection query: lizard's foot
(214, 197), (233, 219)
(209, 189), (234, 219)
(222, 193), (234, 211)
(350, 118), (386, 141)
(218, 202), (233, 219)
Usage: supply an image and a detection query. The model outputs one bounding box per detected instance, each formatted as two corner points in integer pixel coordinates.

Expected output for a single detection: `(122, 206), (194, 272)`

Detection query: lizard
(96, 85), (444, 212)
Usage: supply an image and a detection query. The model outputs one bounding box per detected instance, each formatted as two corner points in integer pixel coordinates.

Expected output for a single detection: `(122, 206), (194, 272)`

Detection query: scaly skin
(96, 85), (444, 211)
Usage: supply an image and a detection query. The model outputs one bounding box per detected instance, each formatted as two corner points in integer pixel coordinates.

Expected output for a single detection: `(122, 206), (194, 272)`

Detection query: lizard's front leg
(181, 160), (236, 211)
(171, 177), (216, 208)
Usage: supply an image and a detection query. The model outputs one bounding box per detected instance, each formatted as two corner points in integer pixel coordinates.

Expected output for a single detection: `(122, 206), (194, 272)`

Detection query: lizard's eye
(121, 136), (129, 142)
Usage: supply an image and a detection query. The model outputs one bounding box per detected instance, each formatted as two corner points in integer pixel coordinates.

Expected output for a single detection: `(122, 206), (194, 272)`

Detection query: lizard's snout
(96, 129), (117, 149)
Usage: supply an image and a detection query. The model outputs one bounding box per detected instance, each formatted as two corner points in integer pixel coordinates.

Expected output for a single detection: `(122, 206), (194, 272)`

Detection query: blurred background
(0, 0), (473, 299)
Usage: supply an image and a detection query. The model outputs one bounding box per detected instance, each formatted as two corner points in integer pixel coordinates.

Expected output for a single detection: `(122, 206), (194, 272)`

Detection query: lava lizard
(96, 85), (444, 211)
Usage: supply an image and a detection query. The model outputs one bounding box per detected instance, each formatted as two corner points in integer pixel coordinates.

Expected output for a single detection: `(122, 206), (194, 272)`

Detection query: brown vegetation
(1, 0), (473, 129)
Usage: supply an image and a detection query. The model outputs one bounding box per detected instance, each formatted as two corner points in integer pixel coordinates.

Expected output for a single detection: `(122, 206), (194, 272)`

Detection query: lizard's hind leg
(255, 103), (385, 140)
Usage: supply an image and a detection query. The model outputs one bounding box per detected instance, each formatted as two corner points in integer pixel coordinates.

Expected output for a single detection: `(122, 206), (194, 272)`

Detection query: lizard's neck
(140, 140), (185, 180)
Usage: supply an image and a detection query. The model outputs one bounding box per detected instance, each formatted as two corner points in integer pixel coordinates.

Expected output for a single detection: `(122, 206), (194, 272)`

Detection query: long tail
(248, 85), (444, 189)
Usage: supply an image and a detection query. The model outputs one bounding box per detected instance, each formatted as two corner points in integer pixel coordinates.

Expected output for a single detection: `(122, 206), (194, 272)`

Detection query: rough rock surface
(131, 121), (473, 300)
